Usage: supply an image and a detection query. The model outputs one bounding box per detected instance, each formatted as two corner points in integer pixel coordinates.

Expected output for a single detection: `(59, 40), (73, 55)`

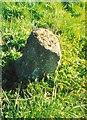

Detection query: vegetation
(1, 2), (86, 118)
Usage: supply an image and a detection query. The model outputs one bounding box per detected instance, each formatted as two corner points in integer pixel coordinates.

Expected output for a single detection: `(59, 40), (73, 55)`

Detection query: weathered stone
(15, 28), (61, 80)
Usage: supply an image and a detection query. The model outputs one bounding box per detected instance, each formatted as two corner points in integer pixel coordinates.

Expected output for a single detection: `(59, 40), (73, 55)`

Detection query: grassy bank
(1, 2), (86, 118)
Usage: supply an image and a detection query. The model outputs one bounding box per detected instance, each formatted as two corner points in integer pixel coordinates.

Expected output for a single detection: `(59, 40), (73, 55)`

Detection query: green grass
(1, 2), (86, 118)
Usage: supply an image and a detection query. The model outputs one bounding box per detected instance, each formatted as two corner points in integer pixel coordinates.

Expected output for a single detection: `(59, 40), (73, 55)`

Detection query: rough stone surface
(15, 28), (61, 80)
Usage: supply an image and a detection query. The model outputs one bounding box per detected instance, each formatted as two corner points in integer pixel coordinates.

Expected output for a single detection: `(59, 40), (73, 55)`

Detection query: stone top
(28, 28), (61, 56)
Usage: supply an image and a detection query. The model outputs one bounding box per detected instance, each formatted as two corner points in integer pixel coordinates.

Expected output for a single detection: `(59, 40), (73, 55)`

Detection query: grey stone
(15, 28), (61, 80)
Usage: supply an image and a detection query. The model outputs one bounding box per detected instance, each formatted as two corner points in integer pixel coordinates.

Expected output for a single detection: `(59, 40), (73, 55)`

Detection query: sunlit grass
(1, 2), (86, 118)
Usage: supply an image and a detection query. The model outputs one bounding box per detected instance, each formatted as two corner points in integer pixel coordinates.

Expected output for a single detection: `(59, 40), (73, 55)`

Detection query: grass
(1, 2), (86, 118)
